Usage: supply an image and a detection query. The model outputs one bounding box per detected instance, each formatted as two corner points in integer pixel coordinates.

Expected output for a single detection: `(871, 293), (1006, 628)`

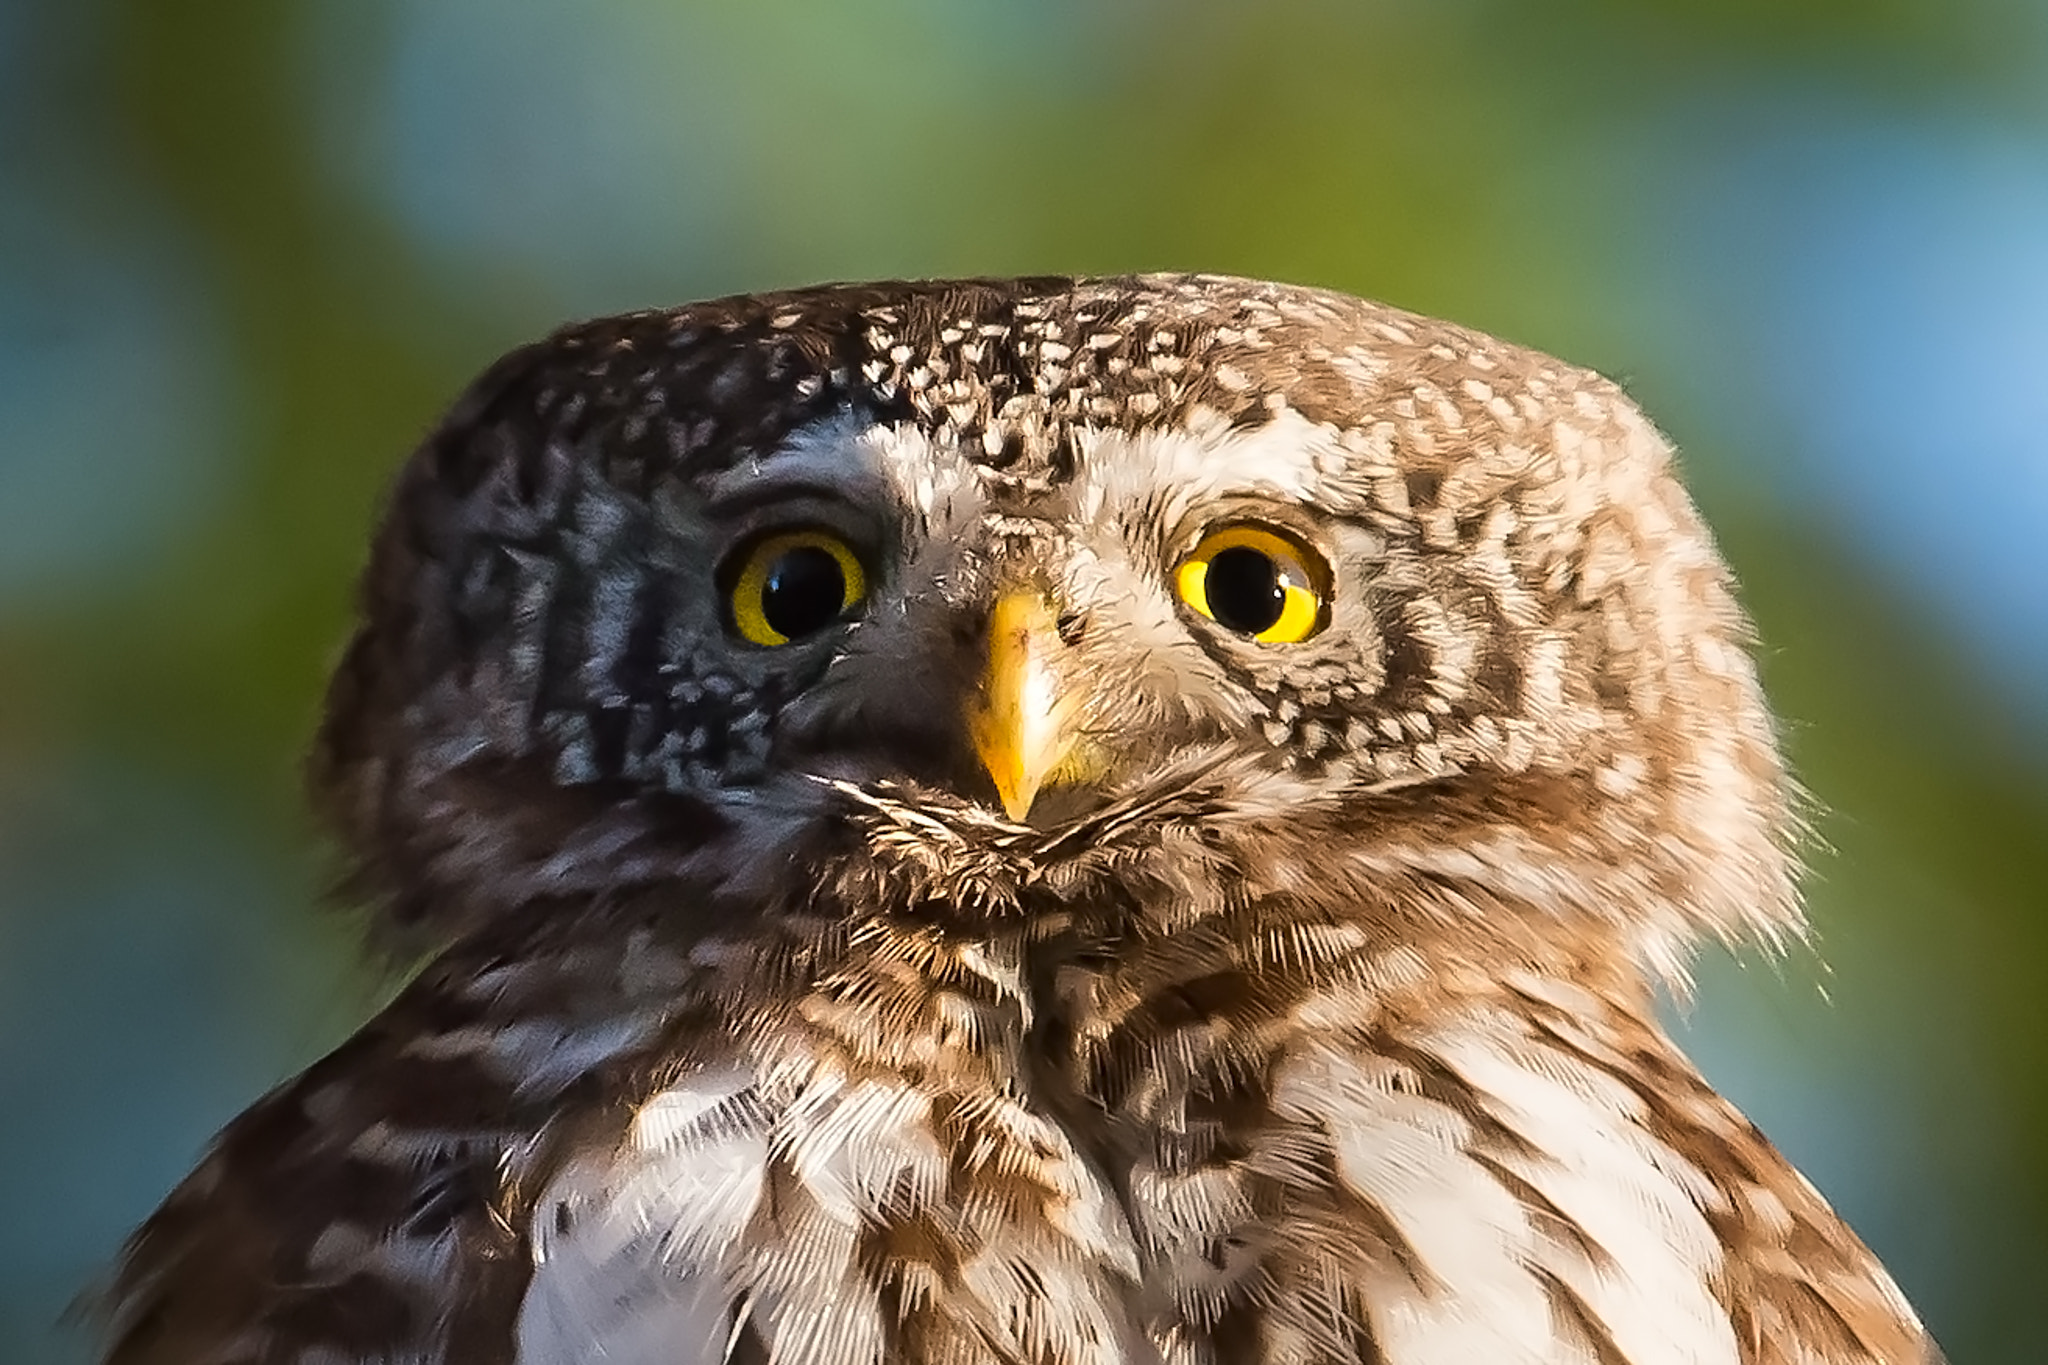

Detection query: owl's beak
(970, 592), (1083, 821)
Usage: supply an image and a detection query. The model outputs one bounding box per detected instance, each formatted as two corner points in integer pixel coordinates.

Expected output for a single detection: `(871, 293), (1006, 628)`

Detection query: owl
(99, 275), (1939, 1365)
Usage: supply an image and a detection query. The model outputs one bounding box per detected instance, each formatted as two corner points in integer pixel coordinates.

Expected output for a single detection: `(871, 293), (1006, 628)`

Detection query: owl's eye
(725, 529), (869, 646)
(1174, 523), (1329, 643)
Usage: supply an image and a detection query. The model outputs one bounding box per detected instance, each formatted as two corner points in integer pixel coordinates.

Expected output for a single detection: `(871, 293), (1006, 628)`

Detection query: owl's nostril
(1054, 610), (1088, 647)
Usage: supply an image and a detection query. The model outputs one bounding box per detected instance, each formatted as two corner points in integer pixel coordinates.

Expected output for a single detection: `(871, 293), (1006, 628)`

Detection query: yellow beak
(969, 593), (1081, 821)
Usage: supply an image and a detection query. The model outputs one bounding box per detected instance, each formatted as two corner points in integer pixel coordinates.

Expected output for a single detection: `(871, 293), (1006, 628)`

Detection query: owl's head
(315, 275), (1795, 976)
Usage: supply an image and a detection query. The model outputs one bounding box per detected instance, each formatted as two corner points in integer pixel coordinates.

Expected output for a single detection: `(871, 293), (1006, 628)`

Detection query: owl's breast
(509, 970), (1763, 1365)
(517, 1050), (1153, 1365)
(502, 859), (1921, 1365)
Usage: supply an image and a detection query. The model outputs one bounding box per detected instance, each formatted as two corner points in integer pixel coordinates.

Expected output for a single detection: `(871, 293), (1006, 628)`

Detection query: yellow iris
(727, 529), (868, 646)
(1174, 523), (1328, 644)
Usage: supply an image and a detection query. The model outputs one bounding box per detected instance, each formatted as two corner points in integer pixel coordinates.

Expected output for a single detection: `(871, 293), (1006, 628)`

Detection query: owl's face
(677, 405), (1384, 820)
(318, 275), (1793, 965)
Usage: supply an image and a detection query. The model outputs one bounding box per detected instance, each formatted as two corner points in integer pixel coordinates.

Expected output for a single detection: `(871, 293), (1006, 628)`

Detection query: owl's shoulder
(98, 952), (599, 1364)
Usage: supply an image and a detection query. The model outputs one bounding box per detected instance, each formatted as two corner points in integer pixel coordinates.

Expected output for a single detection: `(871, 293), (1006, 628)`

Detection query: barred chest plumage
(504, 943), (1921, 1365)
(515, 969), (1749, 1365)
(189, 824), (1918, 1365)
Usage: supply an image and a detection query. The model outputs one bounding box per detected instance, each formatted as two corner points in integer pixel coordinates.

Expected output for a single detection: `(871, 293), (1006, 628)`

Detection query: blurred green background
(4, 1), (2046, 1360)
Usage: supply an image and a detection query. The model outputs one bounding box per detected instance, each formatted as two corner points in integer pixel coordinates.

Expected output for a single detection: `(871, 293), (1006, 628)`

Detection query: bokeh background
(4, 1), (2046, 1360)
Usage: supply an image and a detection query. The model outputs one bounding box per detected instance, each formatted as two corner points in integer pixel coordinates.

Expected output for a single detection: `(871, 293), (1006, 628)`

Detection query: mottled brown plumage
(102, 275), (1937, 1364)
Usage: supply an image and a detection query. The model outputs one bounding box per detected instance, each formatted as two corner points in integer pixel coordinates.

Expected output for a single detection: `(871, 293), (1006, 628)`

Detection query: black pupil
(761, 546), (848, 639)
(1205, 546), (1288, 634)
